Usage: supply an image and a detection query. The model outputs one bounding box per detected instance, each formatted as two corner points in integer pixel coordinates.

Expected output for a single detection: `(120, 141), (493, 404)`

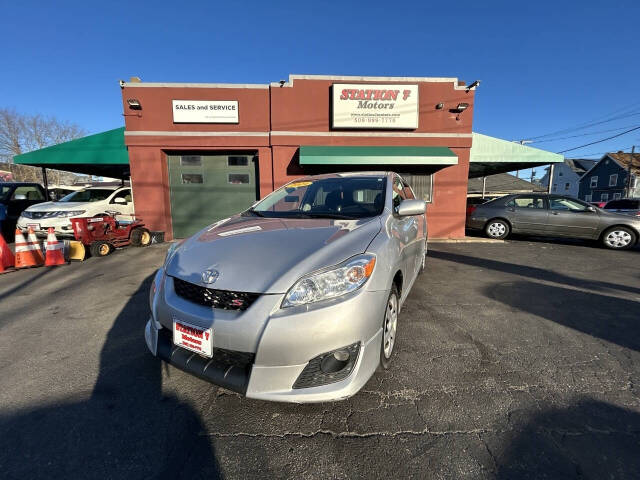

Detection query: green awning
(469, 133), (563, 178)
(13, 127), (130, 179)
(299, 146), (458, 166)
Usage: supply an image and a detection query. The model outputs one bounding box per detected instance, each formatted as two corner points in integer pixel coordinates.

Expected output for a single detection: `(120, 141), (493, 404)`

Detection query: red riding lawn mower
(70, 215), (151, 259)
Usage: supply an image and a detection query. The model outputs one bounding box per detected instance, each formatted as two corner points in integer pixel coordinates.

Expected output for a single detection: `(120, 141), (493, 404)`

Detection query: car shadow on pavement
(486, 279), (640, 352)
(0, 275), (223, 479)
(494, 398), (640, 479)
(429, 249), (640, 296)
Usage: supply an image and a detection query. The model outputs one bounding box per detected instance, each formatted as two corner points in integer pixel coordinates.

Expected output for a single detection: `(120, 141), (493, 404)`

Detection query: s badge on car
(201, 269), (220, 284)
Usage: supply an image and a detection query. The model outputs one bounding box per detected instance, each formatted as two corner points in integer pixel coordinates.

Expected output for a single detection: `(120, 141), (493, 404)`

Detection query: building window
(585, 194), (592, 202)
(609, 174), (618, 186)
(552, 184), (557, 192)
(228, 173), (250, 184)
(613, 192), (622, 200)
(228, 156), (249, 166)
(600, 193), (609, 202)
(398, 173), (433, 203)
(181, 173), (203, 184)
(558, 171), (563, 176)
(590, 176), (598, 188)
(180, 156), (202, 167)
(564, 183), (570, 191)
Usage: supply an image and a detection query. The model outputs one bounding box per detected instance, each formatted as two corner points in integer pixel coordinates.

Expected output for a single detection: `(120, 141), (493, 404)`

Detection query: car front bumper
(145, 269), (388, 403)
(17, 216), (74, 237)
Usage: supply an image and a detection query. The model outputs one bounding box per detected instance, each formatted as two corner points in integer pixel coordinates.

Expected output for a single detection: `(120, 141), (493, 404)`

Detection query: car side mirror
(13, 194), (27, 200)
(396, 199), (426, 216)
(113, 197), (127, 204)
(587, 206), (596, 212)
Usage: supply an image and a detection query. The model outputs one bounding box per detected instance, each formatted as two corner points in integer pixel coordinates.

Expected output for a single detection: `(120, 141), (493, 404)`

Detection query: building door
(167, 154), (258, 238)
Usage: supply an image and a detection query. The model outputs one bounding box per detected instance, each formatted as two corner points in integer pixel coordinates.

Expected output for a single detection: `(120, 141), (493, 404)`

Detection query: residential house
(578, 152), (640, 203)
(468, 173), (546, 199)
(540, 158), (596, 198)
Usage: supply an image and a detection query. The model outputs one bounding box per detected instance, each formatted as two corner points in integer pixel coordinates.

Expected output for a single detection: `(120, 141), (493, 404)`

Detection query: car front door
(546, 197), (600, 238)
(509, 195), (549, 234)
(8, 185), (46, 220)
(390, 175), (419, 288)
(109, 188), (134, 218)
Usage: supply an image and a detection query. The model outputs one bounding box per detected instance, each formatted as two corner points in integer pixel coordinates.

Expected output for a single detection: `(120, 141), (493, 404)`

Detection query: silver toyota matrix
(145, 172), (427, 402)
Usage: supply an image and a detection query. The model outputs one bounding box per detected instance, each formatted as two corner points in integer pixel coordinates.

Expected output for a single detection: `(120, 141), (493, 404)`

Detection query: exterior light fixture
(455, 103), (469, 112)
(466, 80), (480, 92)
(127, 99), (142, 110)
(435, 103), (444, 110)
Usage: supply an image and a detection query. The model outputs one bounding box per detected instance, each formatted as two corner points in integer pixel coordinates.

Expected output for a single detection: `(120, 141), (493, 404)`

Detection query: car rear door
(546, 197), (600, 238)
(509, 195), (549, 234)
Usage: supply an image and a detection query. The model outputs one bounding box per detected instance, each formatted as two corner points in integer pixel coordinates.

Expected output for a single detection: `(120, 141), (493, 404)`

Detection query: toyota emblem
(201, 269), (220, 284)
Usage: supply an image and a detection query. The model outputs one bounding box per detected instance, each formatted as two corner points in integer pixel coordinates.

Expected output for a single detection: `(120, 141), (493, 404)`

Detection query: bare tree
(0, 108), (86, 163)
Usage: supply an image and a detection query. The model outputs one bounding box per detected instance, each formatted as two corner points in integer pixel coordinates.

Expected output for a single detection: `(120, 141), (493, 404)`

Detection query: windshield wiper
(304, 213), (357, 220)
(243, 208), (265, 217)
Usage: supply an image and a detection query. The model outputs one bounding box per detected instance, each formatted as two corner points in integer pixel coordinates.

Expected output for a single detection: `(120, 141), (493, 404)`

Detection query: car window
(113, 189), (132, 203)
(12, 186), (45, 201)
(59, 189), (114, 202)
(0, 186), (12, 201)
(605, 199), (638, 209)
(251, 176), (386, 218)
(549, 198), (590, 211)
(392, 176), (407, 210)
(511, 197), (545, 209)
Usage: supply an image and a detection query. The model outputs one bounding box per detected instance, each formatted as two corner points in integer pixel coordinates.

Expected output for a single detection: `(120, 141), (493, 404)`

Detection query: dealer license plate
(27, 223), (40, 230)
(173, 318), (213, 358)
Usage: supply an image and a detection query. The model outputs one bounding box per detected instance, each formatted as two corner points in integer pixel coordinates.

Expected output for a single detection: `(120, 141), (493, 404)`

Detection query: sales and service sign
(332, 84), (419, 129)
(172, 100), (239, 123)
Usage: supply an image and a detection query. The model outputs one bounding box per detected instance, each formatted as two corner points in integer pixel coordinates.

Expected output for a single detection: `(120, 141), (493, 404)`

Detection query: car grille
(172, 276), (260, 311)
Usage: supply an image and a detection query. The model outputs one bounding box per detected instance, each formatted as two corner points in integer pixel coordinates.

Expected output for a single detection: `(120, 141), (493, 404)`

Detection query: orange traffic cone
(45, 228), (66, 266)
(15, 228), (45, 268)
(0, 231), (15, 273)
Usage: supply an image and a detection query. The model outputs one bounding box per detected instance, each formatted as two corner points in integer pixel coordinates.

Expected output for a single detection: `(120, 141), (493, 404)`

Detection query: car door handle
(551, 212), (559, 215)
(508, 208), (515, 212)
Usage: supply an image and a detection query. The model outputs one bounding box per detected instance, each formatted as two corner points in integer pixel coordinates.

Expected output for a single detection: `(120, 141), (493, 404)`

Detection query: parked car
(466, 197), (489, 217)
(17, 186), (134, 237)
(590, 201), (607, 208)
(145, 172), (427, 402)
(604, 198), (640, 217)
(0, 182), (47, 240)
(466, 193), (640, 249)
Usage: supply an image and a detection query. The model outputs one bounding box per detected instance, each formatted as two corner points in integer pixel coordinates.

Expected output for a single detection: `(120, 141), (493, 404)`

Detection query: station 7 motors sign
(332, 84), (419, 129)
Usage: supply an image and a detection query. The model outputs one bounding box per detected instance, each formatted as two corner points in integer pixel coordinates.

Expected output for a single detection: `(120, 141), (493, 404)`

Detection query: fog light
(321, 350), (350, 373)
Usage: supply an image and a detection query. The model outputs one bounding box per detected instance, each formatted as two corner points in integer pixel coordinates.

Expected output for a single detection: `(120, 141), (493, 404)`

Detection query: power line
(527, 103), (640, 141)
(532, 125), (640, 143)
(557, 126), (640, 154)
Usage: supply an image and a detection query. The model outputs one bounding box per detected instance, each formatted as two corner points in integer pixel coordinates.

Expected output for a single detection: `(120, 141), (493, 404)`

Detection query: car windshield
(59, 189), (113, 202)
(248, 176), (387, 219)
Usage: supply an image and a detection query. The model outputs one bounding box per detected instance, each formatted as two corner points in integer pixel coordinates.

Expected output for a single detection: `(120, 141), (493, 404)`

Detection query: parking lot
(1, 239), (639, 479)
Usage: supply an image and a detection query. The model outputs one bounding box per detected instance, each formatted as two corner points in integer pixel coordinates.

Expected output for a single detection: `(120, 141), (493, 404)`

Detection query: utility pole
(547, 164), (554, 194)
(626, 145), (635, 197)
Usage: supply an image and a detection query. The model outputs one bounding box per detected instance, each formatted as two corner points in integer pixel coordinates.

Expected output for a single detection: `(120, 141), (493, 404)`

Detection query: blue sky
(2, 0), (639, 177)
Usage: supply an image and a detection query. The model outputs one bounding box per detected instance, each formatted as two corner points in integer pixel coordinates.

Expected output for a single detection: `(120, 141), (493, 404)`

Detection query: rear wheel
(90, 241), (112, 257)
(379, 284), (399, 370)
(130, 227), (152, 247)
(485, 219), (510, 239)
(601, 226), (636, 250)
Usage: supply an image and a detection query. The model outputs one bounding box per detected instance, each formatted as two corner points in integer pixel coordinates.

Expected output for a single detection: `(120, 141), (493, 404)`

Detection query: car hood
(24, 201), (90, 211)
(166, 215), (382, 294)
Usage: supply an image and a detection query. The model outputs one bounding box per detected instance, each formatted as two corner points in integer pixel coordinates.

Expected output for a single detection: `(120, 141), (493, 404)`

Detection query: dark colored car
(604, 198), (640, 218)
(466, 193), (640, 250)
(0, 182), (47, 239)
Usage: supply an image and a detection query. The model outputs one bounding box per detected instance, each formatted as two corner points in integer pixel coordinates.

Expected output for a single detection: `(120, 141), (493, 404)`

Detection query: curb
(428, 237), (504, 244)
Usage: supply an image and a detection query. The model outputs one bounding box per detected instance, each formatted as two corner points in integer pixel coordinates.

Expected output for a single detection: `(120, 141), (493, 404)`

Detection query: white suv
(18, 186), (134, 237)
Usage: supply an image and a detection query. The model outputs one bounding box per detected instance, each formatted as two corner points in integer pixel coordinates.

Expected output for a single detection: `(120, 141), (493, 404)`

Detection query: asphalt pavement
(0, 238), (639, 479)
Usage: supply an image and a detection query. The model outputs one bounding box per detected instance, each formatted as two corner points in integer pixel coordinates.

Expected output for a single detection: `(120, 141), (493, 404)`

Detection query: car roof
(291, 171), (390, 182)
(82, 186), (122, 190)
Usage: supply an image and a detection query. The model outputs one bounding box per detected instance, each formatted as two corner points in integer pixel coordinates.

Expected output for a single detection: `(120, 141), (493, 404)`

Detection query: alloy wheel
(487, 222), (506, 238)
(605, 230), (632, 248)
(383, 292), (398, 359)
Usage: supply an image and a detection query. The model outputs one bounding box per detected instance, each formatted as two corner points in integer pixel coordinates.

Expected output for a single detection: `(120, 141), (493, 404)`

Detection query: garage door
(167, 154), (258, 238)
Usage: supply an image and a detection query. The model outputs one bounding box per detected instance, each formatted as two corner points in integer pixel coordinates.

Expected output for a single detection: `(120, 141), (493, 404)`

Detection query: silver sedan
(145, 172), (427, 402)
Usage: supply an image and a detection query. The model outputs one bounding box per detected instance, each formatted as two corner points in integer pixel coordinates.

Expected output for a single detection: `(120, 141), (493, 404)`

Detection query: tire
(485, 219), (510, 240)
(90, 241), (112, 257)
(601, 226), (636, 250)
(379, 284), (400, 370)
(130, 227), (151, 247)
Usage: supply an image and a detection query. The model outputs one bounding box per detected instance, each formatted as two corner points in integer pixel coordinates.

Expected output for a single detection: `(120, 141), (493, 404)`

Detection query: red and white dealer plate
(172, 318), (213, 358)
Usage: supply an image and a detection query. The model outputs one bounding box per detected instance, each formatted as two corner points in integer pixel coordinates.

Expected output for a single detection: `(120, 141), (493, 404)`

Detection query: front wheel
(379, 284), (399, 370)
(90, 241), (112, 257)
(601, 227), (636, 250)
(485, 219), (510, 240)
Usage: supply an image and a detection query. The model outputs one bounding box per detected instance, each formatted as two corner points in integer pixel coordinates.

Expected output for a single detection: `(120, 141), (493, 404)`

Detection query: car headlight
(21, 210), (33, 219)
(57, 210), (86, 218)
(282, 254), (376, 308)
(164, 240), (185, 267)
